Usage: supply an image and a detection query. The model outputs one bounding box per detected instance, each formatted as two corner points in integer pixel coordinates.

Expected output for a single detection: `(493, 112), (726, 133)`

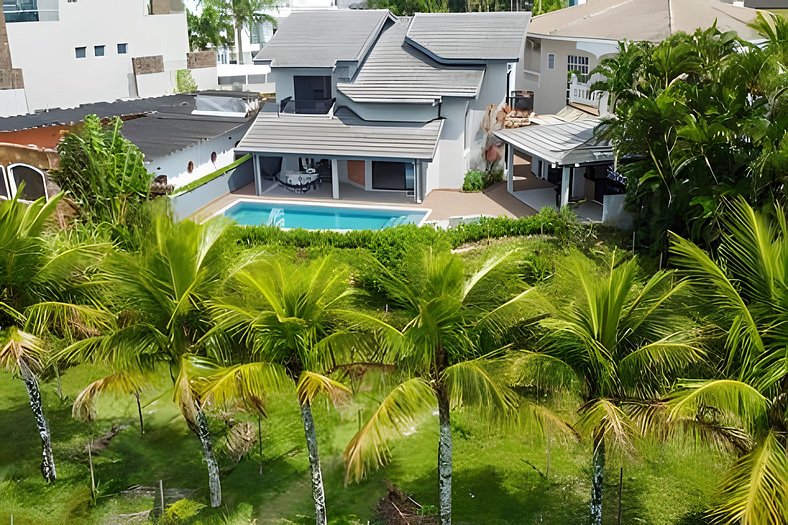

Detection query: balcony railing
(568, 73), (611, 114)
(280, 97), (334, 115)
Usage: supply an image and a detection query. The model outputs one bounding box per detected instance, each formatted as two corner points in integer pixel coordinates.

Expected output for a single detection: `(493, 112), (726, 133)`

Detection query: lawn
(0, 238), (728, 524)
(0, 363), (727, 525)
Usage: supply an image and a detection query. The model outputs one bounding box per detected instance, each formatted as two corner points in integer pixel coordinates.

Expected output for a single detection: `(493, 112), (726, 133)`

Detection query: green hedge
(232, 207), (580, 268)
(171, 154), (252, 196)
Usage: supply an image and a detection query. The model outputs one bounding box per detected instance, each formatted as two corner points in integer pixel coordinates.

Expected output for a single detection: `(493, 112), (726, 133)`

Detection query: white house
(0, 0), (201, 114)
(516, 0), (764, 115)
(0, 91), (259, 189)
(239, 10), (530, 202)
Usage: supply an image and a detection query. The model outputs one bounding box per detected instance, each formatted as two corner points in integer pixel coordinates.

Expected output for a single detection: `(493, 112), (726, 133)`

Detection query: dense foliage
(594, 14), (788, 252)
(461, 168), (504, 192)
(51, 115), (153, 247)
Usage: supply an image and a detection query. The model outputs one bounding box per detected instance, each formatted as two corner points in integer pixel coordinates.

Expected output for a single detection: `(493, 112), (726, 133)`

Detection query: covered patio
(236, 107), (443, 204)
(495, 119), (628, 225)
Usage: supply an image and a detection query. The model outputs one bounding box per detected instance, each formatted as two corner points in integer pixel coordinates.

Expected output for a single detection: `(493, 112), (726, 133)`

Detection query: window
(567, 54), (590, 80)
(117, 43), (128, 54)
(75, 46), (86, 59)
(547, 53), (555, 70)
(94, 45), (105, 57)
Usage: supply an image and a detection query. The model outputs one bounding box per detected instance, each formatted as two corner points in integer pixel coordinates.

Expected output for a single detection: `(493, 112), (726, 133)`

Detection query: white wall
(6, 0), (189, 111)
(190, 67), (219, 91)
(0, 89), (29, 116)
(148, 126), (249, 188)
(518, 37), (609, 115)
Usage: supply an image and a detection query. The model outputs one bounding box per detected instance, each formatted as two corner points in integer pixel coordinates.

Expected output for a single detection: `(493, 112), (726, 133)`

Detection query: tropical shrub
(52, 114), (154, 247)
(175, 70), (198, 93)
(160, 499), (206, 524)
(462, 168), (503, 192)
(234, 208), (582, 268)
(595, 15), (788, 253)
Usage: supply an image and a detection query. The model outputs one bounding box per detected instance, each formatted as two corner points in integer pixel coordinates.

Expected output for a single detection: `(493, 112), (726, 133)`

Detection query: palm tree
(667, 199), (787, 525)
(0, 194), (109, 482)
(521, 251), (702, 525)
(61, 206), (232, 507)
(203, 256), (361, 525)
(200, 0), (277, 65)
(343, 249), (532, 525)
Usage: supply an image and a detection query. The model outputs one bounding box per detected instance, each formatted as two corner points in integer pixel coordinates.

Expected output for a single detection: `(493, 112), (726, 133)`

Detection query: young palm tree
(343, 249), (532, 525)
(0, 195), (108, 482)
(61, 206), (232, 507)
(668, 199), (787, 525)
(522, 252), (702, 525)
(203, 256), (360, 525)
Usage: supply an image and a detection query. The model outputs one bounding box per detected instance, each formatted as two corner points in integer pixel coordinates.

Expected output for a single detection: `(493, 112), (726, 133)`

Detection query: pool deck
(189, 180), (537, 223)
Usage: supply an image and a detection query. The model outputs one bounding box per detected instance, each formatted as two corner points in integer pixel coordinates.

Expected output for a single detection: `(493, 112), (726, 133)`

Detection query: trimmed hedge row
(232, 207), (580, 267)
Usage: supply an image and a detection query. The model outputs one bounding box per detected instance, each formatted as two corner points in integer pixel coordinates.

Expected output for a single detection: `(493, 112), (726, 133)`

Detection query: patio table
(277, 169), (319, 192)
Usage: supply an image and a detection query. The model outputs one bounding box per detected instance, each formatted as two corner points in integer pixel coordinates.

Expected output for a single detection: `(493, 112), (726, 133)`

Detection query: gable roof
(237, 107), (444, 161)
(405, 12), (531, 63)
(528, 0), (762, 42)
(253, 10), (392, 68)
(494, 119), (612, 166)
(337, 18), (485, 103)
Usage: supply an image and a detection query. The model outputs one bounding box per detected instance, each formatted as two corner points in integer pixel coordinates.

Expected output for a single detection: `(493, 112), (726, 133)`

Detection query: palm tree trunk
(300, 400), (327, 525)
(195, 407), (222, 508)
(437, 387), (452, 525)
(135, 391), (144, 435)
(235, 21), (245, 65)
(20, 365), (56, 482)
(591, 431), (605, 525)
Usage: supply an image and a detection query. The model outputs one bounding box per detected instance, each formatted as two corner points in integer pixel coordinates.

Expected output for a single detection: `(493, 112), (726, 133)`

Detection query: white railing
(568, 73), (606, 110)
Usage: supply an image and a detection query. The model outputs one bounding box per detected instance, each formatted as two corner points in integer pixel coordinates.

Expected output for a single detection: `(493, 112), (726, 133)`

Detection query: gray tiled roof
(405, 12), (530, 63)
(253, 10), (392, 67)
(337, 18), (485, 103)
(237, 108), (443, 160)
(494, 119), (612, 166)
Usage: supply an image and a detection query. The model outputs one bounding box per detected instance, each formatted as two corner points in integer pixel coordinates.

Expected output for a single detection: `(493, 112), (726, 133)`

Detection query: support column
(506, 145), (514, 194)
(560, 166), (571, 208)
(413, 160), (421, 204)
(252, 154), (261, 196)
(331, 159), (339, 200)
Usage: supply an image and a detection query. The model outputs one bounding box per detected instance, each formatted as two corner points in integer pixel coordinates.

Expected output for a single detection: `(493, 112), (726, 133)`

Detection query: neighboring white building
(1, 0), (201, 113)
(516, 0), (764, 115)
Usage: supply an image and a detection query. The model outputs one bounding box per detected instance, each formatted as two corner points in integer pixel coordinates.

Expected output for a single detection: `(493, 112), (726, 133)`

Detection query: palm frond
(709, 431), (788, 525)
(0, 327), (46, 374)
(576, 398), (640, 454)
(441, 357), (516, 415)
(344, 377), (436, 484)
(72, 370), (148, 421)
(297, 371), (352, 407)
(508, 350), (580, 392)
(517, 401), (580, 441)
(197, 359), (291, 416)
(668, 379), (769, 432)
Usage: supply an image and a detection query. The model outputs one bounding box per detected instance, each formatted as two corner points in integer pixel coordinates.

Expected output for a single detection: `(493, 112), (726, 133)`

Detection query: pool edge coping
(207, 197), (433, 230)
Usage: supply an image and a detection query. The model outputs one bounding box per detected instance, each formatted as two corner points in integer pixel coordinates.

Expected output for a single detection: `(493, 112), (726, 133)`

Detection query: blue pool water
(223, 201), (429, 230)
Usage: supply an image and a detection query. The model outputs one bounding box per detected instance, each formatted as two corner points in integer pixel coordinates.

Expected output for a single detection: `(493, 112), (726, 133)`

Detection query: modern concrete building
(0, 0), (218, 115)
(517, 0), (764, 115)
(240, 10), (530, 202)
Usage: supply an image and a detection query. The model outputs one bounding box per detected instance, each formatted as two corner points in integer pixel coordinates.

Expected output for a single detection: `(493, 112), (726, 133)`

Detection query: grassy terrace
(0, 235), (725, 525)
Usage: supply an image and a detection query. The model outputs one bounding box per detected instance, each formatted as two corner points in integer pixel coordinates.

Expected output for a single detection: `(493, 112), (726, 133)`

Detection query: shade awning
(237, 108), (444, 161)
(494, 119), (612, 166)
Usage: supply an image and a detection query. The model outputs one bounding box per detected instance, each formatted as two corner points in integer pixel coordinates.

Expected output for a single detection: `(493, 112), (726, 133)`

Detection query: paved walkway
(190, 181), (536, 223)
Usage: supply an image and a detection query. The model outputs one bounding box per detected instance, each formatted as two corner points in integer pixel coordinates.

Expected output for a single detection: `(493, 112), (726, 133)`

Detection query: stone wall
(132, 55), (165, 75)
(187, 51), (217, 69)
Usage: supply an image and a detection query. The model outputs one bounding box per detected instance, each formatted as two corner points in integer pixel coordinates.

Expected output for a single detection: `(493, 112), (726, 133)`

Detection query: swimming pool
(219, 200), (430, 231)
